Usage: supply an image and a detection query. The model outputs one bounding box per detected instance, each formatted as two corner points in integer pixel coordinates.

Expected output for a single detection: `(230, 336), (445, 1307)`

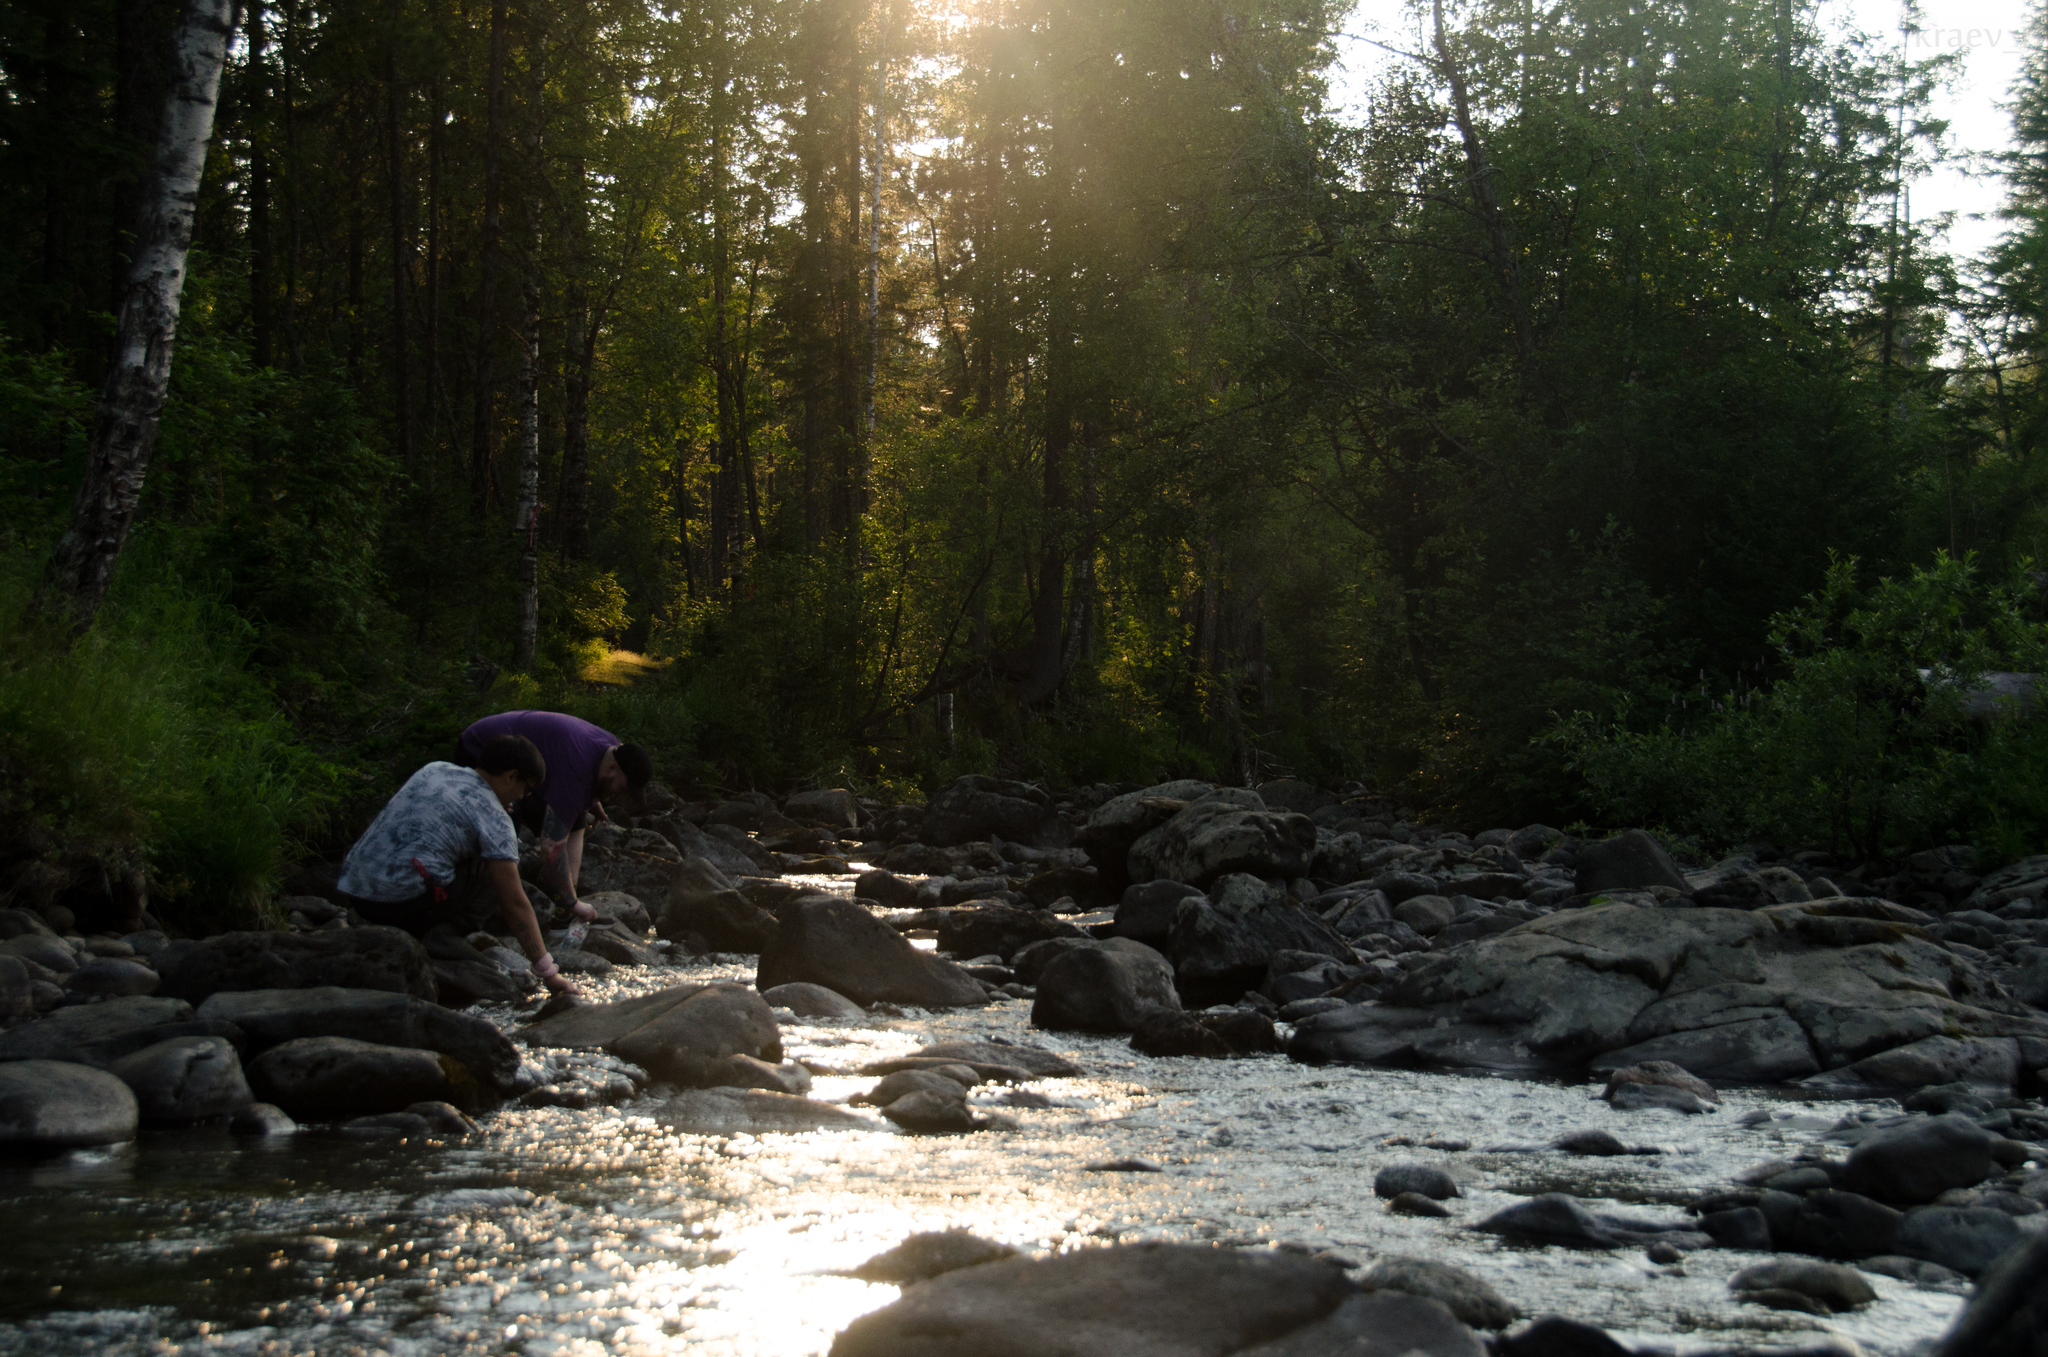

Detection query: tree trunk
(470, 0), (508, 521)
(245, 0), (273, 366)
(513, 38), (545, 669)
(385, 3), (414, 468)
(559, 157), (592, 559)
(39, 0), (236, 630)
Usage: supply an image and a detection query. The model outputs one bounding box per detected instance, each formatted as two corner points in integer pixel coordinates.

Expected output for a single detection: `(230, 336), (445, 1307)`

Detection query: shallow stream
(0, 879), (1976, 1357)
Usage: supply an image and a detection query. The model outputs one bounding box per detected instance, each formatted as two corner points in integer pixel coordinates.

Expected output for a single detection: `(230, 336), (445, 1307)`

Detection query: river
(0, 877), (1972, 1356)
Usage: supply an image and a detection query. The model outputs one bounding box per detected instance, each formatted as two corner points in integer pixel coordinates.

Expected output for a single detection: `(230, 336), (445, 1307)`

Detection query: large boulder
(1238, 1293), (1483, 1357)
(1842, 1114), (1997, 1206)
(1128, 792), (1317, 887)
(1932, 1232), (2048, 1356)
(106, 1036), (253, 1122)
(0, 996), (201, 1065)
(1292, 897), (2048, 1082)
(1167, 886), (1354, 1007)
(830, 1242), (1359, 1357)
(758, 896), (988, 1008)
(0, 956), (31, 1025)
(643, 816), (761, 878)
(938, 905), (1084, 961)
(1032, 941), (1180, 1033)
(246, 1036), (469, 1118)
(921, 776), (1067, 849)
(784, 788), (862, 830)
(156, 927), (437, 1005)
(197, 987), (521, 1090)
(1077, 780), (1218, 885)
(1801, 1034), (2021, 1095)
(761, 982), (866, 1019)
(521, 983), (782, 1086)
(1112, 880), (1205, 948)
(0, 1060), (139, 1151)
(659, 857), (777, 952)
(1574, 829), (1689, 894)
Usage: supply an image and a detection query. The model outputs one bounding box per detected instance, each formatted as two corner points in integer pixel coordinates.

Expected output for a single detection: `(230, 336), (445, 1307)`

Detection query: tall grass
(0, 540), (337, 930)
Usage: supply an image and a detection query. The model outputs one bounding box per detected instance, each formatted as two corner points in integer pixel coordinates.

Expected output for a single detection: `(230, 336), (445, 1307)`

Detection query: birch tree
(38, 0), (237, 630)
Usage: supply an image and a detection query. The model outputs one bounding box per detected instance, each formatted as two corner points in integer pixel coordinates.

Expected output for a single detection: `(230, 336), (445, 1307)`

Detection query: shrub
(1556, 552), (2048, 859)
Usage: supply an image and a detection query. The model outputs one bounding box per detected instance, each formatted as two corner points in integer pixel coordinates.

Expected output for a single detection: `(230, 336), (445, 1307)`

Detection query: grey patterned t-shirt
(338, 762), (521, 903)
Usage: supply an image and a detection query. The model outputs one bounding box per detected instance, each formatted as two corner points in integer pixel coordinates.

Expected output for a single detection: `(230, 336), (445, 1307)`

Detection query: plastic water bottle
(562, 917), (590, 950)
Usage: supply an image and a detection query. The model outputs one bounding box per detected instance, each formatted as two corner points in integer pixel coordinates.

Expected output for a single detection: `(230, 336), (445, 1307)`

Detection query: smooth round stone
(230, 1103), (297, 1136)
(0, 1060), (138, 1151)
(62, 958), (161, 998)
(1375, 1162), (1461, 1200)
(107, 1036), (252, 1121)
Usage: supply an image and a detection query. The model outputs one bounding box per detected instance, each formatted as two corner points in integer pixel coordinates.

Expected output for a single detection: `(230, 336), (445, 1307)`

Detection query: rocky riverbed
(2, 775), (2046, 1354)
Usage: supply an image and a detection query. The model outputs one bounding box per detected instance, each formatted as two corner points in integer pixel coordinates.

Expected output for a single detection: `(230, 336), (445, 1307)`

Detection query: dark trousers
(344, 856), (500, 937)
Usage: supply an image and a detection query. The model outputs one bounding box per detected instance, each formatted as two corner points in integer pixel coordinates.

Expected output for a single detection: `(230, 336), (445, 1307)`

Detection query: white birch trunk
(41, 0), (237, 629)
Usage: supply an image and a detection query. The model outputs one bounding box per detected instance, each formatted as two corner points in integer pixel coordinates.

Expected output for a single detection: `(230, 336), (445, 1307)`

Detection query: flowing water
(0, 876), (1979, 1357)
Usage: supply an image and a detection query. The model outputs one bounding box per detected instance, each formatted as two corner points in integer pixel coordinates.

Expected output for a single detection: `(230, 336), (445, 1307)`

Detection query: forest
(8, 0), (2048, 928)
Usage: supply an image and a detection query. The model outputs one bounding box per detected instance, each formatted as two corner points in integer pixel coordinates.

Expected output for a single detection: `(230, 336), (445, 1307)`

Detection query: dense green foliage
(9, 0), (2048, 925)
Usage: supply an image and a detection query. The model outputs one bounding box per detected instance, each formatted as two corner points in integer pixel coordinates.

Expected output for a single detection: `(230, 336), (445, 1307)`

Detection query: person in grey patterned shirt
(338, 734), (581, 995)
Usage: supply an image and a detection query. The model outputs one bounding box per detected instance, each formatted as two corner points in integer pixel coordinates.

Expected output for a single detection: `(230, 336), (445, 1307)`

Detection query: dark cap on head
(614, 742), (653, 791)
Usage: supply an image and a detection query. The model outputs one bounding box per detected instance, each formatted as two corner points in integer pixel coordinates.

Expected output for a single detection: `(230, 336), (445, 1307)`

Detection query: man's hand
(570, 899), (598, 922)
(541, 970), (582, 997)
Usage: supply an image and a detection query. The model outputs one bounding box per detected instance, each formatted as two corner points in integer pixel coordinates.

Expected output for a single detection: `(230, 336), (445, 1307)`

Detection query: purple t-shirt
(460, 710), (618, 833)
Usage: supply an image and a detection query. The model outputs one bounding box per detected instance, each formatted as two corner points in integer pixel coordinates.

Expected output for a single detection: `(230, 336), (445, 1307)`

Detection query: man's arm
(486, 859), (578, 994)
(560, 824), (586, 902)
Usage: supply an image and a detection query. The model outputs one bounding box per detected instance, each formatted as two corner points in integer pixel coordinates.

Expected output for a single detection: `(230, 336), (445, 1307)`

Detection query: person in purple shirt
(456, 711), (652, 912)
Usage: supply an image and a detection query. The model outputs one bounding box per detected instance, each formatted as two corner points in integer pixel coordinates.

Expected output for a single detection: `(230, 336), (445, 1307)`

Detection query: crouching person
(337, 734), (580, 996)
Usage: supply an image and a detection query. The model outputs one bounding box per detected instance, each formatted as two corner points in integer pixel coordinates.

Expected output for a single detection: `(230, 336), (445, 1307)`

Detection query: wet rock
(0, 1060), (138, 1151)
(157, 927), (437, 1005)
(1700, 1206), (1772, 1250)
(1494, 1317), (1633, 1357)
(1167, 891), (1353, 1007)
(785, 788), (861, 830)
(660, 857), (778, 953)
(342, 1110), (432, 1138)
(1129, 794), (1318, 888)
(650, 1087), (877, 1135)
(1475, 1195), (1697, 1250)
(1593, 1012), (1821, 1084)
(197, 987), (520, 1090)
(1375, 1163), (1460, 1200)
(1286, 1004), (1567, 1078)
(0, 995), (200, 1064)
(847, 1230), (1016, 1284)
(1931, 1232), (2048, 1355)
(1761, 1188), (1902, 1259)
(1801, 1034), (2021, 1095)
(105, 1036), (252, 1121)
(246, 1036), (469, 1118)
(1554, 1129), (1628, 1156)
(1645, 1240), (1684, 1264)
(888, 1039), (1082, 1079)
(759, 896), (988, 1008)
(577, 923), (667, 968)
(1, 935), (78, 974)
(61, 957), (159, 999)
(1843, 1114), (1996, 1205)
(707, 1052), (812, 1094)
(579, 890), (652, 934)
(1022, 865), (1111, 912)
(1236, 1291), (1484, 1357)
(922, 776), (1066, 849)
(1128, 1008), (1278, 1058)
(939, 905), (1084, 962)
(1078, 781), (1218, 884)
(1603, 1059), (1717, 1105)
(1610, 1083), (1713, 1113)
(1032, 941), (1179, 1033)
(882, 1087), (980, 1133)
(229, 1102), (296, 1135)
(0, 956), (32, 1024)
(1897, 1205), (2026, 1276)
(523, 983), (781, 1086)
(1394, 896), (1457, 936)
(420, 930), (529, 1006)
(852, 1068), (970, 1107)
(1729, 1260), (1876, 1313)
(1358, 1257), (1512, 1329)
(760, 981), (865, 1019)
(1112, 880), (1205, 948)
(1861, 1254), (1968, 1289)
(854, 870), (922, 909)
(1575, 829), (1689, 893)
(1387, 1191), (1453, 1218)
(829, 1241), (1357, 1357)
